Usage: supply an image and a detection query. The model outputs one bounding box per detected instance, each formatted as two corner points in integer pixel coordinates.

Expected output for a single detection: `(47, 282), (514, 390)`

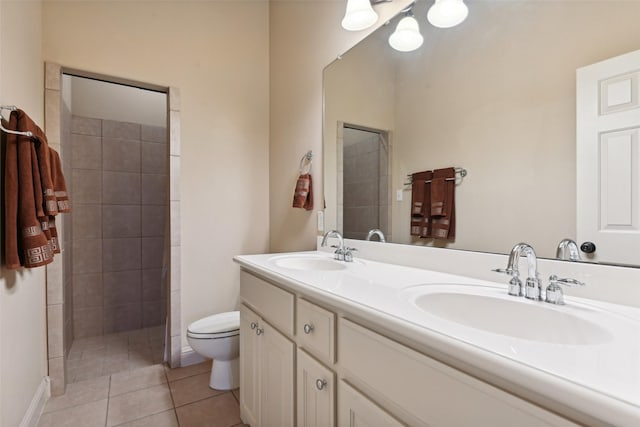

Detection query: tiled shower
(68, 115), (167, 339)
(342, 128), (390, 240)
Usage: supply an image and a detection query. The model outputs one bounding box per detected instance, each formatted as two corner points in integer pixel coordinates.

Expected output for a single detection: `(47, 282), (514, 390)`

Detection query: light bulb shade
(341, 0), (378, 31)
(389, 16), (424, 52)
(427, 0), (469, 28)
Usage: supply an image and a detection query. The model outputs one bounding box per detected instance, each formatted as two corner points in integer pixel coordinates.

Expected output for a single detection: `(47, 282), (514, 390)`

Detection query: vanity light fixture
(427, 0), (469, 28)
(388, 9), (424, 52)
(342, 0), (389, 31)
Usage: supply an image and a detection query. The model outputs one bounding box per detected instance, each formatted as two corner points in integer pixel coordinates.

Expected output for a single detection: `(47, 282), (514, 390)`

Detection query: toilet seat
(187, 311), (240, 340)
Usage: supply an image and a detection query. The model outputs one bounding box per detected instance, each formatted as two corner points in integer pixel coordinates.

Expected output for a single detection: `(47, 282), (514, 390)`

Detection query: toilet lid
(187, 311), (240, 335)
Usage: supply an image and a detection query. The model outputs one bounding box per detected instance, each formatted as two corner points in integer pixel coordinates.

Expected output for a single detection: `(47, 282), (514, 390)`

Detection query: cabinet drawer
(297, 298), (336, 364)
(338, 318), (579, 427)
(240, 270), (294, 336)
(338, 381), (404, 427)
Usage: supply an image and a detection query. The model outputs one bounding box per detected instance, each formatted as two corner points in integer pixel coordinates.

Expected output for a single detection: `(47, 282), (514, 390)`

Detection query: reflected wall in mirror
(323, 0), (640, 266)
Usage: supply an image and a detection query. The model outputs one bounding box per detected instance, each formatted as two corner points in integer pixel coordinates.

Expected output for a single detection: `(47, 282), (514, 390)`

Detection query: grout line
(172, 391), (229, 409)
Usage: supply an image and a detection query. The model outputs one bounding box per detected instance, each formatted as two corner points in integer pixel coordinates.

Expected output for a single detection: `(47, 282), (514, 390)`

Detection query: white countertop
(234, 250), (640, 426)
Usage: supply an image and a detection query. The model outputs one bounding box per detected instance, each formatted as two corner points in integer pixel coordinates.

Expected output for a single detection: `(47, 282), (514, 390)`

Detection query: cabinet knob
(315, 379), (327, 391)
(256, 327), (264, 336)
(250, 322), (257, 330)
(303, 323), (314, 334)
(580, 241), (596, 253)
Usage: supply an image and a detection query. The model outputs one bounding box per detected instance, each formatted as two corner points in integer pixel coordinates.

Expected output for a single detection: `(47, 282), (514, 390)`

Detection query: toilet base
(209, 357), (239, 390)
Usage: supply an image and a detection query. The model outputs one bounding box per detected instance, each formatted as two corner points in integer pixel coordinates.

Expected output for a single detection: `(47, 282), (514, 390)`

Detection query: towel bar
(404, 167), (467, 186)
(0, 105), (34, 137)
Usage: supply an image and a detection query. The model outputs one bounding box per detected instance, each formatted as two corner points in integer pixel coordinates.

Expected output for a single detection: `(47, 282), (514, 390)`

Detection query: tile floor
(39, 328), (245, 426)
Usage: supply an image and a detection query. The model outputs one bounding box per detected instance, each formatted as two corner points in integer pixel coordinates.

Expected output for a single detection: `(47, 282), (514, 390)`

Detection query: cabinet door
(261, 321), (295, 427)
(297, 349), (335, 427)
(240, 304), (261, 426)
(338, 381), (404, 427)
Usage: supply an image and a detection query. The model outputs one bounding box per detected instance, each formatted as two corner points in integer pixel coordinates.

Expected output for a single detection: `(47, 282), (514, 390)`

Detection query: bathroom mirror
(323, 0), (640, 265)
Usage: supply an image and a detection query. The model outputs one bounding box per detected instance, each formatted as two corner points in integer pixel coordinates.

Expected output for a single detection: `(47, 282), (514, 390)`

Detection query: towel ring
(299, 150), (313, 174)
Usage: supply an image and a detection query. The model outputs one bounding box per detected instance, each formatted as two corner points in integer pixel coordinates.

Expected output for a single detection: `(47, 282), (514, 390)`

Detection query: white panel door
(260, 321), (295, 427)
(577, 49), (640, 265)
(297, 349), (335, 427)
(239, 304), (261, 426)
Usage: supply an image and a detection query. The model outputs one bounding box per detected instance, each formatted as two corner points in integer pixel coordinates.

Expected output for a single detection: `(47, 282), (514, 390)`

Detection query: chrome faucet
(556, 238), (581, 261)
(365, 229), (386, 243)
(494, 243), (542, 300)
(321, 230), (358, 261)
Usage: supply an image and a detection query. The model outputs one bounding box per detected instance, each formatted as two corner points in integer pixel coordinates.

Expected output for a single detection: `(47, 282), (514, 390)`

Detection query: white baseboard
(20, 376), (50, 427)
(180, 345), (207, 367)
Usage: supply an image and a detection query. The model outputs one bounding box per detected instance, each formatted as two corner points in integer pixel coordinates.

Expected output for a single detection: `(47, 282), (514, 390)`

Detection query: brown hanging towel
(430, 167), (456, 240)
(4, 109), (54, 268)
(292, 173), (314, 211)
(410, 170), (433, 236)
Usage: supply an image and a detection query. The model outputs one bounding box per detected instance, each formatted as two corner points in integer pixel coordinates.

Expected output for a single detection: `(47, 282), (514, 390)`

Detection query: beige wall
(0, 2), (47, 426)
(269, 0), (412, 252)
(42, 0), (270, 349)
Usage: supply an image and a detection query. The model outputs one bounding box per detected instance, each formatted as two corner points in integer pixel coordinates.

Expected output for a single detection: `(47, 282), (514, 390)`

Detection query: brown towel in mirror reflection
(431, 167), (456, 239)
(410, 171), (433, 237)
(292, 173), (313, 211)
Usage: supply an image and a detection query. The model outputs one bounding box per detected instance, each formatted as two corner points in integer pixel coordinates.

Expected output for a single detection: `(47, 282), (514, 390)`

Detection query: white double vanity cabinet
(236, 261), (590, 427)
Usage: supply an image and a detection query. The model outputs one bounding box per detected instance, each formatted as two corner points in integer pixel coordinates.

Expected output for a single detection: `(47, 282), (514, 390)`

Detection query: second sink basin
(403, 285), (614, 345)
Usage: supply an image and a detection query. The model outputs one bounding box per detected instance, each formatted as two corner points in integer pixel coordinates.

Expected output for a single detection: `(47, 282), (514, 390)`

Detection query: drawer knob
(303, 323), (314, 334)
(315, 379), (327, 391)
(250, 322), (258, 330)
(256, 327), (264, 336)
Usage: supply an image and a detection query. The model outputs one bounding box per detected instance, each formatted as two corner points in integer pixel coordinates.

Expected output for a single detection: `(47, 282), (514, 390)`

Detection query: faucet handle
(548, 275), (586, 287)
(545, 275), (586, 305)
(492, 268), (516, 276)
(330, 245), (345, 261)
(344, 247), (357, 262)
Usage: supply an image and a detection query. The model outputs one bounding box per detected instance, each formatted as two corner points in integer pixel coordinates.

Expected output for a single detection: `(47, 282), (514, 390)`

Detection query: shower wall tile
(142, 237), (164, 269)
(71, 134), (102, 170)
(103, 138), (140, 173)
(103, 270), (141, 307)
(103, 205), (141, 238)
(46, 257), (64, 305)
(47, 304), (64, 358)
(72, 239), (102, 274)
(103, 238), (141, 272)
(103, 304), (141, 334)
(73, 273), (103, 309)
(141, 205), (165, 237)
(71, 116), (101, 136)
(141, 142), (167, 174)
(74, 307), (104, 338)
(170, 156), (180, 201)
(142, 300), (162, 328)
(142, 269), (162, 301)
(45, 62), (61, 90)
(102, 119), (140, 140)
(142, 174), (167, 205)
(170, 201), (180, 246)
(103, 172), (141, 204)
(72, 204), (102, 239)
(72, 170), (102, 204)
(45, 90), (61, 142)
(141, 125), (166, 143)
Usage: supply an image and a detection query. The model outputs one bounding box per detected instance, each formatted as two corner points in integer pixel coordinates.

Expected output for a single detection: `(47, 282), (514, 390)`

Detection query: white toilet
(186, 310), (240, 390)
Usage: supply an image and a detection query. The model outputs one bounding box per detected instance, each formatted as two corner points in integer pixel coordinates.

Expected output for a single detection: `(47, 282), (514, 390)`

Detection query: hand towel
(4, 109), (54, 268)
(292, 173), (314, 211)
(410, 171), (432, 236)
(431, 167), (456, 240)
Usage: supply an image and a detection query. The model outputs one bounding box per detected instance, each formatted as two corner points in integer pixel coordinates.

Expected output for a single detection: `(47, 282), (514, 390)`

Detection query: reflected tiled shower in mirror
(62, 75), (168, 341)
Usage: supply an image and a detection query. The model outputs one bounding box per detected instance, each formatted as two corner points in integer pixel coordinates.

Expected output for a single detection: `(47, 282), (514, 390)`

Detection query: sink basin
(270, 255), (347, 271)
(405, 285), (613, 345)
